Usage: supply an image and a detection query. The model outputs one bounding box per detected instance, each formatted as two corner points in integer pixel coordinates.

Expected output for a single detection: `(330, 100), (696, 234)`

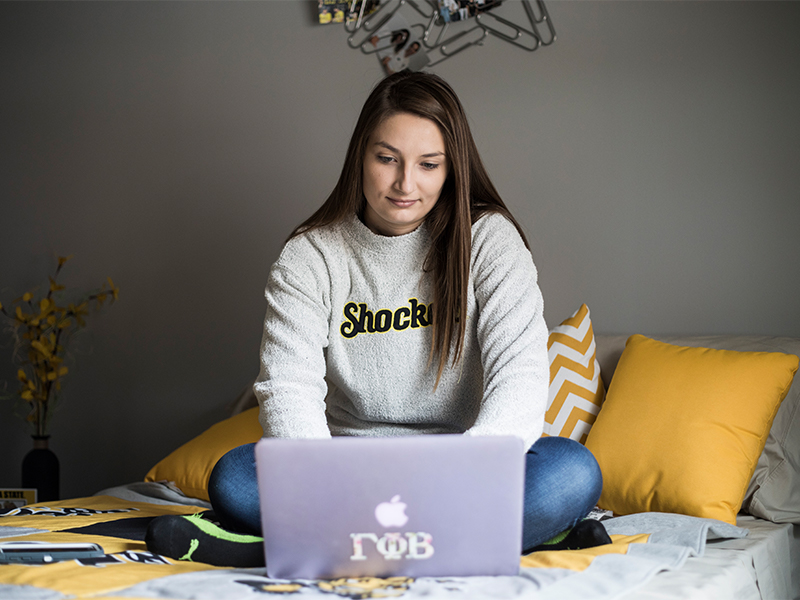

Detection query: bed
(2, 309), (799, 600)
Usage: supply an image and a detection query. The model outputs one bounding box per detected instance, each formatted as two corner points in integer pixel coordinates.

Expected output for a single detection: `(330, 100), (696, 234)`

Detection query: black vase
(21, 436), (60, 502)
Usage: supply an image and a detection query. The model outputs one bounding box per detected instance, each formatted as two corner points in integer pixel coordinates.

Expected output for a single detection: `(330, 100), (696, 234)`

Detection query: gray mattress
(99, 482), (800, 600)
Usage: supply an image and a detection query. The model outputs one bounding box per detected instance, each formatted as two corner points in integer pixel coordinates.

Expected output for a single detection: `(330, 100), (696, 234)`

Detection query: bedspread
(0, 492), (749, 600)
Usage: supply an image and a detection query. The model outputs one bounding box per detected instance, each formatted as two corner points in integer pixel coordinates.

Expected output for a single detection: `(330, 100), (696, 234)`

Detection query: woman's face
(362, 112), (449, 237)
(405, 42), (420, 57)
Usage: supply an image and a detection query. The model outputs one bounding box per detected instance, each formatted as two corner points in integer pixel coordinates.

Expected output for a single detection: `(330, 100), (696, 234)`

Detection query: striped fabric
(543, 304), (605, 444)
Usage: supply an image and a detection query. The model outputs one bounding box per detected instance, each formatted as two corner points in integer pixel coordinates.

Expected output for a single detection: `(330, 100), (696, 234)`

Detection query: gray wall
(1, 1), (798, 499)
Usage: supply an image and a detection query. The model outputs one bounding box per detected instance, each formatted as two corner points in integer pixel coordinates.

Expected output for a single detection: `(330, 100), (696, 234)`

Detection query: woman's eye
(377, 155), (395, 164)
(421, 162), (440, 171)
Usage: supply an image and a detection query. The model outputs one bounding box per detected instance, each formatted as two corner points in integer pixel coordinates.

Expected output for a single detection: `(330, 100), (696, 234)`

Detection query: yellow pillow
(145, 407), (263, 501)
(585, 335), (799, 524)
(543, 304), (605, 444)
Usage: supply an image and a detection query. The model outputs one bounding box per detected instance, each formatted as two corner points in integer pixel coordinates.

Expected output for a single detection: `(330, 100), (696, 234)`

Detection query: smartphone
(0, 541), (104, 564)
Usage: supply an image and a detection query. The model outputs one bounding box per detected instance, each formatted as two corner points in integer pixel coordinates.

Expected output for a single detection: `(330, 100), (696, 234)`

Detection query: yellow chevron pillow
(544, 304), (605, 444)
(585, 335), (799, 524)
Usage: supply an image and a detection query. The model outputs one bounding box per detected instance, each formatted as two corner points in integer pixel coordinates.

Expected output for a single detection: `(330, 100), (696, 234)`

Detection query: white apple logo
(374, 495), (409, 528)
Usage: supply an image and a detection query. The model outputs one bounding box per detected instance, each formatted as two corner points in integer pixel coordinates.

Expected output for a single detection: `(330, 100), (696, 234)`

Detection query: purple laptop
(254, 434), (525, 580)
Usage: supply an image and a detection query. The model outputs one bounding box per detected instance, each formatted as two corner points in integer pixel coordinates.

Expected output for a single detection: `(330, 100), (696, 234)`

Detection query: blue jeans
(208, 435), (602, 552)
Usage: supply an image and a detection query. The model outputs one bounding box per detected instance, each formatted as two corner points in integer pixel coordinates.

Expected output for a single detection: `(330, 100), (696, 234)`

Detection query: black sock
(524, 519), (612, 554)
(145, 510), (265, 567)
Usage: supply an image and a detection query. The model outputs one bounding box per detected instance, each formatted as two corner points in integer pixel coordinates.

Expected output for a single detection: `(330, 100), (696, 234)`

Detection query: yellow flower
(73, 301), (89, 327)
(49, 276), (66, 293)
(46, 367), (67, 381)
(38, 298), (55, 320)
(2, 255), (117, 436)
(30, 339), (52, 359)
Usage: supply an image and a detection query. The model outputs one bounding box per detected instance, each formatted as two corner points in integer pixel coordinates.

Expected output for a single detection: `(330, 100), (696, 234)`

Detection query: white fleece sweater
(254, 212), (549, 450)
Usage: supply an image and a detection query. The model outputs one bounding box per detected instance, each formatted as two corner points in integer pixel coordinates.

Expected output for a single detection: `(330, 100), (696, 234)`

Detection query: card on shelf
(1, 488), (38, 509)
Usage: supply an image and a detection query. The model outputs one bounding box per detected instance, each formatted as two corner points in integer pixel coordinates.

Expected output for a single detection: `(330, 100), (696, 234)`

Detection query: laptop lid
(254, 434), (525, 580)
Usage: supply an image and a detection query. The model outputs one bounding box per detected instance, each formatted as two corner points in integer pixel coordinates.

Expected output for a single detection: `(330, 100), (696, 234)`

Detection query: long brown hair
(291, 71), (529, 386)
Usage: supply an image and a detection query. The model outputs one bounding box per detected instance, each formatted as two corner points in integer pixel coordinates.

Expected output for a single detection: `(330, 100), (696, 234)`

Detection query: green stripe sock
(145, 511), (265, 568)
(524, 519), (612, 554)
(541, 528), (571, 546)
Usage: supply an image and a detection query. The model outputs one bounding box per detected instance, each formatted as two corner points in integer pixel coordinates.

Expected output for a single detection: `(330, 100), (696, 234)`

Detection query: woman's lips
(388, 197), (417, 208)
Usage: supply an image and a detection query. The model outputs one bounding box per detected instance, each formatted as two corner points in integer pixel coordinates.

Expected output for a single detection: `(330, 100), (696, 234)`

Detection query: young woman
(146, 71), (607, 567)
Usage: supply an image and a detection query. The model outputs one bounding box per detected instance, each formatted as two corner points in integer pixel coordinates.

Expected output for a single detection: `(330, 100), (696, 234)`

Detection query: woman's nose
(394, 165), (413, 195)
